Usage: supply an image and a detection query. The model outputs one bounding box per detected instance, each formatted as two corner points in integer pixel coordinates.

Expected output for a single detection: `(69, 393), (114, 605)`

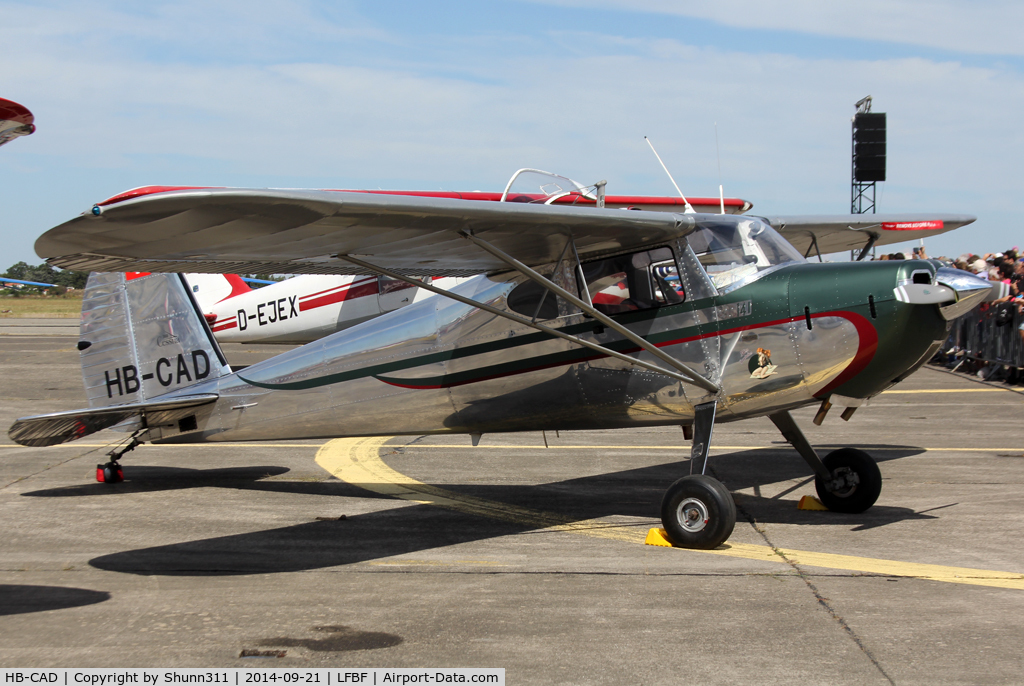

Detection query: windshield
(687, 217), (804, 292)
(500, 169), (596, 204)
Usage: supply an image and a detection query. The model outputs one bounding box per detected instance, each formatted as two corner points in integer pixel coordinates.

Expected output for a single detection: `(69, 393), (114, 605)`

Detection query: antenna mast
(644, 136), (695, 214)
(715, 122), (725, 214)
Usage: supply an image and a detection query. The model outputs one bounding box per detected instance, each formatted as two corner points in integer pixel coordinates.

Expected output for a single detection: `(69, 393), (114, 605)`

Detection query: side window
(507, 279), (560, 320)
(582, 247), (683, 315)
(651, 258), (684, 305)
(506, 262), (581, 321)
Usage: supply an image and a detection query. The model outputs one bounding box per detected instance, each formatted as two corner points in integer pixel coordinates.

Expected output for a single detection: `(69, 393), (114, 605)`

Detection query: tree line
(3, 262), (89, 289)
(2, 263), (287, 292)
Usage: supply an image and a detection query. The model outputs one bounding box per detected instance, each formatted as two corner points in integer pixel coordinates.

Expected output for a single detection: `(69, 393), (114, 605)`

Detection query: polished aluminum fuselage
(151, 254), (943, 445)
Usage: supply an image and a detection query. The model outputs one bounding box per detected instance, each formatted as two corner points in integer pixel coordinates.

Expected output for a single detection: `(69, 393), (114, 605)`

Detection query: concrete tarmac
(1, 335), (1023, 684)
(0, 318), (78, 336)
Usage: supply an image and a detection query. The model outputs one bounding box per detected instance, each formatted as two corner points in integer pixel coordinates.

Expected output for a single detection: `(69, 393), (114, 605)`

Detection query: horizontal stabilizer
(8, 394), (218, 447)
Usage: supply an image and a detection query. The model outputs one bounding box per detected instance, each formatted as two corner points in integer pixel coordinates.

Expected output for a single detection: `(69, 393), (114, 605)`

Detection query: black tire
(814, 448), (881, 513)
(660, 475), (736, 549)
(102, 464), (124, 484)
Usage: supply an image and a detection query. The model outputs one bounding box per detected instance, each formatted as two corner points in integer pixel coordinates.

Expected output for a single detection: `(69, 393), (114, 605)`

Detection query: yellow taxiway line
(314, 436), (1024, 591)
(315, 436), (640, 541)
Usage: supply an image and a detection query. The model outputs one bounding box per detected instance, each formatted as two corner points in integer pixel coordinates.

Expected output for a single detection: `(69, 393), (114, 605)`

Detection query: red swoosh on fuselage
(300, 279), (379, 311)
(374, 310), (878, 392)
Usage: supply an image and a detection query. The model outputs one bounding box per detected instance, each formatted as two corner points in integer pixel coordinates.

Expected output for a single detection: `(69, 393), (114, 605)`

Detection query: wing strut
(803, 234), (824, 263)
(530, 236), (573, 323)
(460, 232), (721, 394)
(856, 233), (879, 261)
(338, 255), (714, 390)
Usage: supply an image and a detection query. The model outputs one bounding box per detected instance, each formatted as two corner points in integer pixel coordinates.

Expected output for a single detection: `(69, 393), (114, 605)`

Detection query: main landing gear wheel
(96, 462), (124, 484)
(660, 475), (736, 549)
(814, 448), (881, 513)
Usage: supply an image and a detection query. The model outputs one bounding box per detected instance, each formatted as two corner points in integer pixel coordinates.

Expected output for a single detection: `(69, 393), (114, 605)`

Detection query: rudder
(79, 272), (231, 408)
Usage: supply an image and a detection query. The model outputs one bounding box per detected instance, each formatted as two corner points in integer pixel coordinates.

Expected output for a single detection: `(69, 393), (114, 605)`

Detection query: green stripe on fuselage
(236, 296), (766, 391)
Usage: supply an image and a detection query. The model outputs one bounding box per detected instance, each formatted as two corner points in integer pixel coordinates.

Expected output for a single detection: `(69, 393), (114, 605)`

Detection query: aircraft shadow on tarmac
(0, 585), (111, 616)
(21, 465), (390, 500)
(65, 444), (958, 577)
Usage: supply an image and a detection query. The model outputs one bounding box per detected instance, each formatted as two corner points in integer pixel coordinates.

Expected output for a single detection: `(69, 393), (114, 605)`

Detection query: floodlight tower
(851, 96), (886, 214)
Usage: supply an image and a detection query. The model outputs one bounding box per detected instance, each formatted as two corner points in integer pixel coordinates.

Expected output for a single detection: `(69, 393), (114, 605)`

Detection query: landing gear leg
(661, 402), (736, 549)
(96, 432), (144, 484)
(768, 410), (882, 513)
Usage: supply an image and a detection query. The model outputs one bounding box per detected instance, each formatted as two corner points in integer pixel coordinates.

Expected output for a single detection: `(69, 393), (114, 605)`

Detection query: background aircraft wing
(36, 187), (696, 276)
(0, 97), (35, 148)
(1, 277), (58, 287)
(762, 214), (975, 257)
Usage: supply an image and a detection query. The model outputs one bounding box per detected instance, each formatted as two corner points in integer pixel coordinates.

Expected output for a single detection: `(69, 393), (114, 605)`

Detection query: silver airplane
(7, 183), (997, 549)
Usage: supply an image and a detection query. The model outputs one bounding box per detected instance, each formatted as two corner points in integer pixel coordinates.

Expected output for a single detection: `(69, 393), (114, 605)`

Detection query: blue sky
(2, 0), (1023, 267)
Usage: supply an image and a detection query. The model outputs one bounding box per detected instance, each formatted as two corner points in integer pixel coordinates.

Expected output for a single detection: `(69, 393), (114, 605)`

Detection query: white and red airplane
(0, 98), (35, 148)
(186, 272), (467, 345)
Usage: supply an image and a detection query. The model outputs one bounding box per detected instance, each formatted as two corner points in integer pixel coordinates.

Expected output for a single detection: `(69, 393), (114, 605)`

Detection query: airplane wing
(8, 394), (219, 447)
(0, 97), (35, 148)
(761, 214), (976, 257)
(1, 277), (58, 288)
(36, 187), (697, 276)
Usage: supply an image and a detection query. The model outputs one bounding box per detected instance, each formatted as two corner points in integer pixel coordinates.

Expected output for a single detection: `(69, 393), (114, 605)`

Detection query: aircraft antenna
(715, 122), (725, 214)
(644, 136), (695, 214)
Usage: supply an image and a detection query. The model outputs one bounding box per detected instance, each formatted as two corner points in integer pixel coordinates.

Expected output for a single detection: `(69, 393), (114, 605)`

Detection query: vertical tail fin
(183, 273), (252, 312)
(79, 272), (232, 408)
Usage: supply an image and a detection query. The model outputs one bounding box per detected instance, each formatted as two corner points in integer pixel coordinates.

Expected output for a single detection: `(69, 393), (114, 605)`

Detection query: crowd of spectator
(892, 247), (1024, 385)
(945, 250), (1024, 323)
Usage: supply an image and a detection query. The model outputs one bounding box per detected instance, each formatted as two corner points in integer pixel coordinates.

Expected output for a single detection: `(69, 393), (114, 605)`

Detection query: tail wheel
(98, 463), (124, 484)
(660, 475), (736, 549)
(814, 448), (881, 513)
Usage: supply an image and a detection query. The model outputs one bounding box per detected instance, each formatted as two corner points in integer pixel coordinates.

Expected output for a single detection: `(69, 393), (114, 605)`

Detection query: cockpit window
(506, 246), (685, 320)
(582, 247), (684, 315)
(687, 218), (803, 292)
